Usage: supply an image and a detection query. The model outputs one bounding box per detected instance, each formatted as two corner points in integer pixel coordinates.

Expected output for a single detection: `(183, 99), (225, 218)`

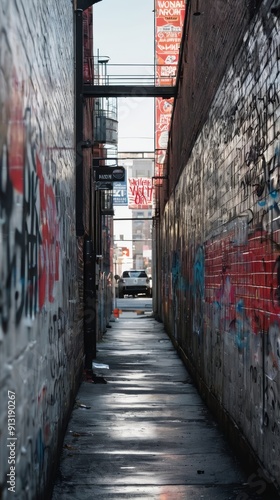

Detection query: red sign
(128, 178), (153, 209)
(155, 0), (185, 179)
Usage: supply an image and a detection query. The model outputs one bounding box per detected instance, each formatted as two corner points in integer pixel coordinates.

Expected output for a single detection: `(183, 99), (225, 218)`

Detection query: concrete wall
(0, 1), (83, 498)
(159, 0), (280, 491)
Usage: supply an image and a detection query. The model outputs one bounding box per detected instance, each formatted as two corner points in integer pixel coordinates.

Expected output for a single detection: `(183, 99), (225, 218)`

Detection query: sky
(93, 0), (155, 152)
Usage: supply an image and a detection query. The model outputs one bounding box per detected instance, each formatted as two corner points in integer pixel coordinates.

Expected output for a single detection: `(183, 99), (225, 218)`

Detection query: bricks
(0, 2), (83, 498)
(159, 0), (280, 491)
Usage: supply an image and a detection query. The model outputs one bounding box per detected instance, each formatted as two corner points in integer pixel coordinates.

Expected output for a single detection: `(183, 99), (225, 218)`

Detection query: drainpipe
(74, 0), (102, 236)
(84, 237), (96, 367)
(74, 6), (84, 236)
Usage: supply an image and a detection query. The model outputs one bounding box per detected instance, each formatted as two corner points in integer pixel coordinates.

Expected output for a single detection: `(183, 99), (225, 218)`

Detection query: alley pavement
(51, 311), (280, 500)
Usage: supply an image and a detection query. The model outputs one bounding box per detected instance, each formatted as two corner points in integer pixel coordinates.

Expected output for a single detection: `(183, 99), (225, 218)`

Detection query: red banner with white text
(155, 0), (185, 181)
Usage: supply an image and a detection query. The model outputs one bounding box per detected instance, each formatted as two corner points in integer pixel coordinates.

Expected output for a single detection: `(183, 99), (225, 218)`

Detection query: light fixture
(97, 56), (110, 64)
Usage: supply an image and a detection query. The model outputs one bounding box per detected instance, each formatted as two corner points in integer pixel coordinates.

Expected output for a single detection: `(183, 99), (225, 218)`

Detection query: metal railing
(84, 58), (178, 87)
(94, 97), (117, 120)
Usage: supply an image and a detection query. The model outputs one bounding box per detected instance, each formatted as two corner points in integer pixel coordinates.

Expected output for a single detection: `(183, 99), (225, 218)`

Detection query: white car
(117, 270), (152, 298)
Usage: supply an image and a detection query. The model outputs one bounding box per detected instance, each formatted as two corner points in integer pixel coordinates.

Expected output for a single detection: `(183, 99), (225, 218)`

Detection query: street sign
(92, 166), (125, 182)
(113, 180), (128, 205)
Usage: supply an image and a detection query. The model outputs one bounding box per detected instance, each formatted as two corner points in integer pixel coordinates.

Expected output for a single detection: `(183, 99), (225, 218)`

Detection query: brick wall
(0, 1), (83, 498)
(159, 0), (280, 491)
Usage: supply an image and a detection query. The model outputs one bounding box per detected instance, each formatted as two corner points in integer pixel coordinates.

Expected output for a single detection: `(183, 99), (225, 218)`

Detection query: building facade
(0, 1), (107, 497)
(155, 0), (280, 491)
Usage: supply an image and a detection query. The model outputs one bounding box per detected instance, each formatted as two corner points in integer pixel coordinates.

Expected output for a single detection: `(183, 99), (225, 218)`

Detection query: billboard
(155, 0), (185, 179)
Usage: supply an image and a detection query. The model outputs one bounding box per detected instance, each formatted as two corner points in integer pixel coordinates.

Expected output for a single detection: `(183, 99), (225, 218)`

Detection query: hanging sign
(92, 166), (125, 182)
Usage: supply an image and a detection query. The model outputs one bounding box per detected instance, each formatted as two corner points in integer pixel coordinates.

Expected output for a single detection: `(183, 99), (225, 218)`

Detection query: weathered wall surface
(160, 0), (280, 491)
(0, 1), (83, 498)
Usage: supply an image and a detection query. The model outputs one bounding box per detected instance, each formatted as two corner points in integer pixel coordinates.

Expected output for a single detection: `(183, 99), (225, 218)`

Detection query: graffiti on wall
(0, 101), (60, 333)
(0, 71), (78, 497)
(240, 83), (280, 205)
(192, 246), (205, 337)
(158, 6), (280, 489)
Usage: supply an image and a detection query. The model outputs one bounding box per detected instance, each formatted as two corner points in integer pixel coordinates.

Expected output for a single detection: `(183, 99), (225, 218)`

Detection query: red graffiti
(205, 229), (280, 335)
(4, 70), (60, 312)
(7, 75), (25, 193)
(37, 156), (60, 307)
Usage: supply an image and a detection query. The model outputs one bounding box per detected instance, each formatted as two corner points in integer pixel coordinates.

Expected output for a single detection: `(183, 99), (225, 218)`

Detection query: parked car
(116, 270), (152, 298)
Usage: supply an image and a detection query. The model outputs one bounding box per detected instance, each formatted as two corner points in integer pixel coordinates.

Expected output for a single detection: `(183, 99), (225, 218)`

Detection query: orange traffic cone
(113, 308), (119, 318)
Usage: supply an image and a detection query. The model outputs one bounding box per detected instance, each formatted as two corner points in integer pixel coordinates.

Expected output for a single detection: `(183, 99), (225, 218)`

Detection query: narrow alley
(1, 1), (280, 498)
(51, 311), (279, 500)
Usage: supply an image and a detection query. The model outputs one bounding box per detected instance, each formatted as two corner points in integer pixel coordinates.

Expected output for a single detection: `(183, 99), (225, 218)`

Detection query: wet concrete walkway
(51, 312), (279, 500)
